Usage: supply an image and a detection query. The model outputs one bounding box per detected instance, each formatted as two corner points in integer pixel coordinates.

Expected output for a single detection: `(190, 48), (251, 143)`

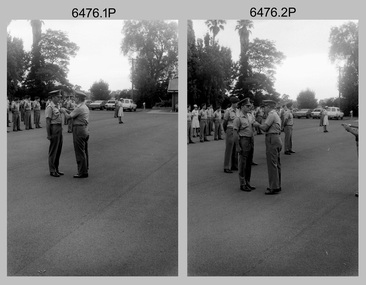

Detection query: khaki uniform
(283, 109), (294, 152)
(199, 109), (208, 142)
(223, 107), (240, 170)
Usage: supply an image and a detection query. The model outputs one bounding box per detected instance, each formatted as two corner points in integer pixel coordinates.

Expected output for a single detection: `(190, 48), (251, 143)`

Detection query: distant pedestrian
(199, 104), (209, 142)
(233, 98), (256, 191)
(253, 100), (282, 195)
(143, 102), (146, 110)
(11, 97), (22, 131)
(191, 105), (200, 137)
(117, 98), (124, 124)
(45, 90), (64, 177)
(320, 107), (329, 132)
(283, 102), (295, 155)
(350, 110), (353, 119)
(187, 105), (194, 144)
(206, 104), (214, 136)
(24, 95), (33, 130)
(213, 106), (223, 140)
(114, 99), (119, 118)
(33, 96), (42, 128)
(223, 96), (240, 173)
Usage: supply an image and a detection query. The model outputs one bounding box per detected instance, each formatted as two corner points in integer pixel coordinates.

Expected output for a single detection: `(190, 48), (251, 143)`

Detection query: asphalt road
(188, 117), (358, 276)
(7, 109), (178, 276)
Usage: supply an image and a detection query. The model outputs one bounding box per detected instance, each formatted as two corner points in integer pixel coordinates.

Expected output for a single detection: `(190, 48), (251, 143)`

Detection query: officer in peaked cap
(253, 99), (283, 195)
(45, 90), (64, 177)
(223, 96), (241, 173)
(233, 97), (257, 191)
(61, 90), (90, 178)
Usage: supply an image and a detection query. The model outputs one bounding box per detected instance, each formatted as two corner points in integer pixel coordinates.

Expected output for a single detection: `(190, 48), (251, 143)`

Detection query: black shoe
(265, 188), (278, 195)
(284, 151), (291, 155)
(324, 130), (328, 133)
(200, 140), (204, 143)
(224, 169), (233, 173)
(246, 184), (256, 190)
(231, 167), (238, 171)
(13, 130), (17, 132)
(219, 138), (223, 140)
(289, 150), (296, 153)
(56, 170), (64, 175)
(214, 138), (218, 140)
(355, 193), (358, 197)
(251, 162), (258, 166)
(273, 187), (282, 193)
(18, 129), (22, 131)
(189, 141), (195, 144)
(50, 172), (60, 177)
(240, 185), (251, 192)
(204, 139), (209, 141)
(73, 173), (88, 178)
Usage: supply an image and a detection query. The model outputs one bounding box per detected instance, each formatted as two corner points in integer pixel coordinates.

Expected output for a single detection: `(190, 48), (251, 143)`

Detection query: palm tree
(235, 20), (253, 57)
(205, 20), (226, 44)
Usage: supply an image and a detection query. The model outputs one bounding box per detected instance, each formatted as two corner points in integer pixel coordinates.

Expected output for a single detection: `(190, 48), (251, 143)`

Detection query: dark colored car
(89, 100), (106, 110)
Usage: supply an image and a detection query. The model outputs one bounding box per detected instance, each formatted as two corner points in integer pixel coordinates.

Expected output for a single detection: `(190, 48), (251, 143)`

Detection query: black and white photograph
(187, 19), (358, 276)
(7, 19), (178, 276)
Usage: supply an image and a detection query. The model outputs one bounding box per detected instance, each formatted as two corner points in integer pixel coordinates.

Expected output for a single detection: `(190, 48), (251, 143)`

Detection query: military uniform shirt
(233, 112), (255, 137)
(199, 109), (208, 119)
(224, 107), (240, 128)
(25, 100), (32, 110)
(264, 110), (281, 134)
(70, 102), (89, 125)
(11, 102), (20, 112)
(283, 110), (294, 126)
(214, 110), (222, 121)
(33, 101), (41, 110)
(45, 101), (62, 124)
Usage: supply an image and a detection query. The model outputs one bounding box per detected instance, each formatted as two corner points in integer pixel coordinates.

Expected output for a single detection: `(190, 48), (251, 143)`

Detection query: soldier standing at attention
(62, 91), (90, 178)
(199, 104), (209, 142)
(45, 91), (64, 177)
(213, 106), (223, 140)
(24, 95), (33, 130)
(223, 96), (240, 173)
(253, 100), (282, 195)
(33, 96), (42, 128)
(206, 104), (214, 136)
(283, 102), (295, 155)
(11, 97), (22, 132)
(233, 98), (256, 191)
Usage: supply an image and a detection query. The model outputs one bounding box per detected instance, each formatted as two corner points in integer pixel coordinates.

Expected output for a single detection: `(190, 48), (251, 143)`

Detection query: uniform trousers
(199, 119), (207, 141)
(284, 125), (293, 152)
(224, 127), (238, 170)
(48, 124), (63, 173)
(238, 136), (254, 186)
(265, 133), (282, 190)
(73, 125), (89, 175)
(206, 117), (213, 135)
(24, 110), (32, 129)
(187, 120), (192, 142)
(214, 119), (222, 139)
(12, 111), (20, 131)
(67, 117), (73, 132)
(34, 110), (41, 127)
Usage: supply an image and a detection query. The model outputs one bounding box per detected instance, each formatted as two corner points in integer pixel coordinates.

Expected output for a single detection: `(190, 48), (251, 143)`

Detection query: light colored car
(105, 100), (116, 110)
(327, 106), (344, 120)
(311, 108), (322, 119)
(89, 100), (106, 110)
(293, 109), (312, 119)
(122, 98), (137, 111)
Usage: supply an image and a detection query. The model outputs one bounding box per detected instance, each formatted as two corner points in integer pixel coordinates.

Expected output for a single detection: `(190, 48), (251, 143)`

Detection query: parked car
(85, 100), (92, 108)
(89, 100), (106, 110)
(293, 109), (312, 119)
(311, 108), (322, 119)
(105, 100), (116, 110)
(327, 106), (344, 120)
(122, 98), (137, 111)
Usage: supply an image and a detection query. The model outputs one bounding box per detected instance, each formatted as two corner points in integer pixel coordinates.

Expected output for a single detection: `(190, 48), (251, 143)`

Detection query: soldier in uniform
(213, 106), (223, 140)
(11, 97), (22, 131)
(223, 96), (240, 173)
(33, 96), (42, 128)
(199, 104), (209, 142)
(282, 102), (295, 155)
(23, 95), (33, 130)
(253, 100), (282, 195)
(233, 98), (256, 191)
(45, 90), (64, 177)
(62, 91), (90, 178)
(206, 104), (214, 136)
(66, 95), (76, 132)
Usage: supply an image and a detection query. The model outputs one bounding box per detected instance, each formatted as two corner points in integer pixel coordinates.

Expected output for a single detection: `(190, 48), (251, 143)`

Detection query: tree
(329, 21), (358, 115)
(205, 20), (226, 44)
(121, 20), (178, 108)
(296, 89), (318, 109)
(7, 34), (28, 99)
(90, 80), (111, 100)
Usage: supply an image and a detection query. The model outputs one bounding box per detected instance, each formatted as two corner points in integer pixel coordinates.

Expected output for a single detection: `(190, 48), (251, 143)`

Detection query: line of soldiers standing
(8, 95), (76, 132)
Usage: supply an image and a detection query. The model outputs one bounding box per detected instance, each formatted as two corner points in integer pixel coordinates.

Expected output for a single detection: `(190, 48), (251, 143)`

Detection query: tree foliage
(121, 20), (178, 108)
(296, 89), (318, 109)
(329, 21), (358, 115)
(90, 80), (111, 100)
(205, 20), (226, 44)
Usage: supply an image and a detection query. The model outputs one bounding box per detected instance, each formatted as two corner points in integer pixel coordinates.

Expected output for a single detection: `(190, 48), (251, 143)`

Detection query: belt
(73, 124), (86, 127)
(266, 133), (280, 136)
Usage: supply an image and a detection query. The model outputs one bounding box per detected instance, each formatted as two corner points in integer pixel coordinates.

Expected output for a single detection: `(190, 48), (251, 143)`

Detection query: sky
(192, 19), (357, 101)
(7, 20), (134, 92)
